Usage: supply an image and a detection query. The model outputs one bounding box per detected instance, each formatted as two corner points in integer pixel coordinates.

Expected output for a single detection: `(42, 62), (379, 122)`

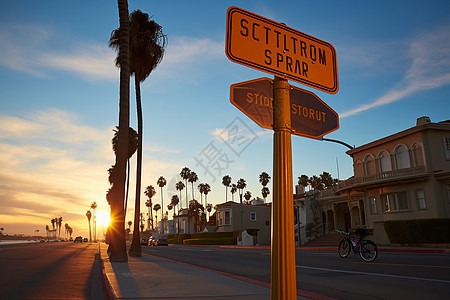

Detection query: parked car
(141, 238), (148, 245)
(83, 238), (88, 242)
(74, 236), (83, 242)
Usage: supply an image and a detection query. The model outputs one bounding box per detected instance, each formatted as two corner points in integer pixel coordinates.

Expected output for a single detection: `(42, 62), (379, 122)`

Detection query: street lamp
(318, 137), (354, 150)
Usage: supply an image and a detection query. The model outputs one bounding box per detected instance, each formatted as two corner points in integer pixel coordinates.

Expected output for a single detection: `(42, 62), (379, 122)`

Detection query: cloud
(0, 23), (225, 82)
(340, 26), (450, 118)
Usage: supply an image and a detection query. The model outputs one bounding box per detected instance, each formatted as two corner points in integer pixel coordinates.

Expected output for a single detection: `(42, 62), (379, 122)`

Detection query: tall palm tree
(198, 183), (205, 206)
(236, 178), (247, 235)
(230, 184), (237, 201)
(203, 183), (211, 208)
(144, 185), (156, 230)
(188, 171), (198, 200)
(236, 178), (247, 204)
(153, 204), (161, 232)
(107, 0), (130, 262)
(175, 181), (185, 209)
(222, 175), (232, 202)
(90, 202), (97, 242)
(320, 171), (334, 189)
(261, 186), (270, 203)
(111, 126), (138, 215)
(57, 217), (63, 239)
(157, 176), (167, 233)
(170, 194), (180, 234)
(180, 167), (191, 207)
(259, 172), (271, 203)
(86, 211), (92, 242)
(111, 9), (166, 257)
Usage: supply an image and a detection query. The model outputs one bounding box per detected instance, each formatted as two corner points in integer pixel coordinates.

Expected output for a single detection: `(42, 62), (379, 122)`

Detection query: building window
(416, 189), (426, 209)
(382, 192), (408, 212)
(363, 154), (375, 176)
(224, 210), (231, 225)
(369, 197), (378, 214)
(378, 151), (392, 172)
(250, 212), (257, 221)
(394, 145), (411, 169)
(218, 209), (232, 226)
(444, 137), (450, 160)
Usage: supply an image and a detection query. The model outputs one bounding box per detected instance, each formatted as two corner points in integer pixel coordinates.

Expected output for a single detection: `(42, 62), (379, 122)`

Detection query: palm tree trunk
(129, 77), (143, 257)
(124, 158), (130, 214)
(160, 187), (164, 234)
(110, 0), (130, 262)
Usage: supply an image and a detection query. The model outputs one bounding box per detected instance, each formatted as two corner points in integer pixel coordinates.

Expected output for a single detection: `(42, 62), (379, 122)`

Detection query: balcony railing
(338, 166), (427, 190)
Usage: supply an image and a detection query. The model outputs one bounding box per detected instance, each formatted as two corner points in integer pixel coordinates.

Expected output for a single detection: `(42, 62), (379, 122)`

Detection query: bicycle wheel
(359, 240), (378, 262)
(338, 239), (350, 258)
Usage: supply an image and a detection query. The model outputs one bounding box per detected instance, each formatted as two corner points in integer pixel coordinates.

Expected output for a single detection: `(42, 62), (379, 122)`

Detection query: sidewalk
(99, 243), (319, 300)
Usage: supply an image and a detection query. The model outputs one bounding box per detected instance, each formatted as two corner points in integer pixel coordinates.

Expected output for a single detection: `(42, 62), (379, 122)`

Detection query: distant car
(151, 236), (168, 246)
(74, 236), (83, 242)
(141, 238), (148, 245)
(83, 238), (88, 242)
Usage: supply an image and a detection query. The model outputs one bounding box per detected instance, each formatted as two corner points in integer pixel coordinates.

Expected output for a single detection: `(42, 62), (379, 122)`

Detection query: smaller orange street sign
(226, 6), (339, 94)
(230, 78), (339, 139)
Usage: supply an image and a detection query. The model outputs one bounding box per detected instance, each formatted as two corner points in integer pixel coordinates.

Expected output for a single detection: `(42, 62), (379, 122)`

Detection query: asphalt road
(143, 245), (450, 299)
(0, 241), (104, 299)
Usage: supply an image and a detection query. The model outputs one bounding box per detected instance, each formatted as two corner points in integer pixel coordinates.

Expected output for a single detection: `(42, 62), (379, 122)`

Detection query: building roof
(346, 117), (450, 155)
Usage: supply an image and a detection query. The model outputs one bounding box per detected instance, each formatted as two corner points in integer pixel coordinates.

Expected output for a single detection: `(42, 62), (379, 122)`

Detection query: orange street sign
(226, 6), (339, 94)
(230, 78), (339, 139)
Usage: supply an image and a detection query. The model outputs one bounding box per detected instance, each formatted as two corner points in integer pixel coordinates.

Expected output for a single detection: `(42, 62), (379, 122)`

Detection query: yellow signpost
(226, 6), (339, 299)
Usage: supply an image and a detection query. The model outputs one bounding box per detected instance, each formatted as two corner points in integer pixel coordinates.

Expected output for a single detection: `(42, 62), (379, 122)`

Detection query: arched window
(377, 150), (392, 172)
(394, 145), (410, 169)
(363, 154), (375, 176)
(411, 143), (425, 167)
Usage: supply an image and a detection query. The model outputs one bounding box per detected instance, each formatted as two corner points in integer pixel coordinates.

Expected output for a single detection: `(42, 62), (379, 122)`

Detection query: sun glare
(96, 210), (110, 227)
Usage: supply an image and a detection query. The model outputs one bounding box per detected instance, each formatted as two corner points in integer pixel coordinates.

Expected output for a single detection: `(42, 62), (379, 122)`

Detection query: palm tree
(222, 175), (232, 202)
(107, 0), (131, 262)
(236, 178), (247, 235)
(261, 186), (270, 203)
(90, 202), (97, 242)
(139, 213), (145, 232)
(157, 176), (167, 233)
(111, 9), (166, 257)
(170, 194), (180, 234)
(111, 126), (138, 215)
(180, 167), (191, 207)
(244, 191), (252, 204)
(320, 172), (334, 189)
(188, 171), (198, 200)
(86, 211), (92, 242)
(206, 203), (213, 222)
(198, 183), (205, 206)
(230, 184), (237, 201)
(310, 175), (324, 190)
(298, 174), (309, 190)
(189, 200), (205, 233)
(203, 183), (211, 208)
(175, 181), (185, 209)
(57, 217), (63, 239)
(144, 185), (156, 230)
(153, 204), (161, 232)
(259, 172), (271, 203)
(236, 178), (247, 204)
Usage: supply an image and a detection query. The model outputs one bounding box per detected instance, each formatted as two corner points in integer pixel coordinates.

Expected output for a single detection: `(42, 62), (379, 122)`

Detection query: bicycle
(335, 228), (378, 262)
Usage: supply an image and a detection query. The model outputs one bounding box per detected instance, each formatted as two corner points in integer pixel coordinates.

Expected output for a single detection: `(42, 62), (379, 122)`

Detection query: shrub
(384, 218), (450, 244)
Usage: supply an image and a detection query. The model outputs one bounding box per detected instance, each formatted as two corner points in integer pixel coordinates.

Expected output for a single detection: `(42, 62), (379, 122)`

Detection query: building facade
(318, 117), (450, 244)
(215, 200), (271, 245)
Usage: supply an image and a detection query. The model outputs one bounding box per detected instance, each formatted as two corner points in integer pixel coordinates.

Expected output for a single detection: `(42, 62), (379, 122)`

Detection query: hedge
(384, 218), (450, 244)
(183, 237), (237, 245)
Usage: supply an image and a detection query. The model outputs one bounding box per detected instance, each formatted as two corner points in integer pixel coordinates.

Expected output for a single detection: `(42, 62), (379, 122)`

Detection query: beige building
(215, 200), (271, 245)
(318, 117), (450, 244)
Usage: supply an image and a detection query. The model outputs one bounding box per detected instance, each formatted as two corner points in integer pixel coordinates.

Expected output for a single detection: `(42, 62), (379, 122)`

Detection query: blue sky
(1, 0), (449, 237)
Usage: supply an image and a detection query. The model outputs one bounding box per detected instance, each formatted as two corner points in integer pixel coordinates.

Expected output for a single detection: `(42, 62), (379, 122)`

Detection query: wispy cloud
(0, 23), (225, 82)
(340, 26), (450, 118)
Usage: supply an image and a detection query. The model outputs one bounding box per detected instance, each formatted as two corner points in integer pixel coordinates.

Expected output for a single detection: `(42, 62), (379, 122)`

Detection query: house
(317, 117), (450, 244)
(215, 200), (271, 245)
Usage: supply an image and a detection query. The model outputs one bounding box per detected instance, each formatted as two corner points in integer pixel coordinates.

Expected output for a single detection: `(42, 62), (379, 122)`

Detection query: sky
(1, 0), (449, 238)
